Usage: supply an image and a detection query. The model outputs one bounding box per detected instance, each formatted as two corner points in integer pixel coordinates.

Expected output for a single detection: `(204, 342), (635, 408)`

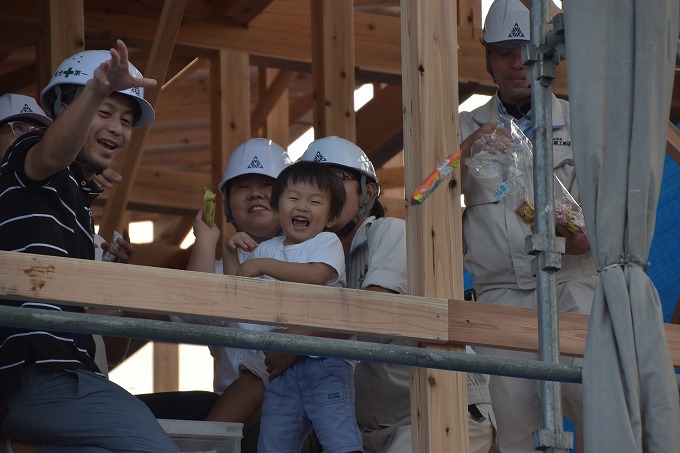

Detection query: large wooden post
(38, 0), (84, 93)
(401, 0), (468, 451)
(210, 49), (251, 250)
(310, 0), (356, 140)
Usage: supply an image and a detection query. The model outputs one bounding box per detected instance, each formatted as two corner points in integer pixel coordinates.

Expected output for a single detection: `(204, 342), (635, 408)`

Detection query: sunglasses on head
(6, 121), (47, 137)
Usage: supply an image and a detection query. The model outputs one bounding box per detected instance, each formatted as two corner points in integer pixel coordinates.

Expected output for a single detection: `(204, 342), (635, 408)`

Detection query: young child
(223, 160), (362, 453)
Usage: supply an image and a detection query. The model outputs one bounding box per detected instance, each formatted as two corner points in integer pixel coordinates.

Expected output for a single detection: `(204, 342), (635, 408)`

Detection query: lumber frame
(262, 68), (291, 145)
(210, 49), (250, 247)
(0, 251), (449, 342)
(38, 0), (84, 91)
(311, 0), (356, 140)
(401, 0), (467, 451)
(4, 250), (680, 366)
(99, 0), (188, 239)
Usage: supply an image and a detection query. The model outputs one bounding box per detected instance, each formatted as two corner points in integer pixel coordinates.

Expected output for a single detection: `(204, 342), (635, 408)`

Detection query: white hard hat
(40, 50), (155, 128)
(300, 136), (380, 236)
(0, 94), (52, 127)
(300, 135), (380, 195)
(218, 138), (292, 222)
(481, 0), (530, 48)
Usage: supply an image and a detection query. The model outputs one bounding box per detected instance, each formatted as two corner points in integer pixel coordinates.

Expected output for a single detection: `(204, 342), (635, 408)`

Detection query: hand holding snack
(203, 187), (216, 225)
(465, 118), (587, 236)
(102, 230), (123, 262)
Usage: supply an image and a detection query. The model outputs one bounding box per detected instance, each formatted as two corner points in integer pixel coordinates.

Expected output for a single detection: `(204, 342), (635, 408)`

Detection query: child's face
(229, 173), (280, 240)
(278, 180), (336, 245)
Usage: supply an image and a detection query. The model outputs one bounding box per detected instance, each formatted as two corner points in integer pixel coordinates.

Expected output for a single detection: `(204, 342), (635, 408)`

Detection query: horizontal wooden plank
(449, 299), (680, 367)
(0, 251), (448, 342)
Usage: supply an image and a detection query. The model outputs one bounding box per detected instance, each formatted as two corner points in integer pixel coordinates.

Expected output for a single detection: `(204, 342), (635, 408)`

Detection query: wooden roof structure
(3, 0), (677, 269)
(2, 2), (680, 450)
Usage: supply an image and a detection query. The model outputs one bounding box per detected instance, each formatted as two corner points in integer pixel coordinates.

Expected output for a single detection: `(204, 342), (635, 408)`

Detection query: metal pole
(524, 0), (571, 451)
(0, 305), (582, 383)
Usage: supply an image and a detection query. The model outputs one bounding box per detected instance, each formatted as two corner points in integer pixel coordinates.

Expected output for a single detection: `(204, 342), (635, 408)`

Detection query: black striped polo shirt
(0, 132), (103, 393)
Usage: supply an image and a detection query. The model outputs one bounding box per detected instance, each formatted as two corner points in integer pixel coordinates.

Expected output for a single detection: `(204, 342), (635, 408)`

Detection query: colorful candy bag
(464, 119), (587, 236)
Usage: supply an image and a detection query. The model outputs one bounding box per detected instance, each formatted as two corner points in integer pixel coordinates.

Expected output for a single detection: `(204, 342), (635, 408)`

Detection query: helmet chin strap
(337, 174), (376, 238)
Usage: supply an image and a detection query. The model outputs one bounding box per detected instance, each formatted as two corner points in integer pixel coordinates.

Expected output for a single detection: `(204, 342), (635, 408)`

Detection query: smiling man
(0, 40), (181, 452)
(457, 1), (596, 452)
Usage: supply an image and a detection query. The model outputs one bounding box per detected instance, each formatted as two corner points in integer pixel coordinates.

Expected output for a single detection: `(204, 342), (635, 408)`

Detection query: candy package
(203, 187), (216, 225)
(464, 119), (586, 236)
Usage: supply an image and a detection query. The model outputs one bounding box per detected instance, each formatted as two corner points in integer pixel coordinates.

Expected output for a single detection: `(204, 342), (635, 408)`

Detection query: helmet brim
(486, 40), (527, 50)
(130, 96), (155, 128)
(1, 112), (52, 127)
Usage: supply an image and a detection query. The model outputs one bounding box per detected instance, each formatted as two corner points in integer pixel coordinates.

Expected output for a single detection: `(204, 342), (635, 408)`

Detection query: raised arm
(186, 210), (221, 273)
(25, 40), (156, 181)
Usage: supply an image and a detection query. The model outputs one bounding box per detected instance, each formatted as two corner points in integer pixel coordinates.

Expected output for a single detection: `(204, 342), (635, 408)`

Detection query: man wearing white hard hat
(0, 94), (52, 158)
(300, 137), (496, 453)
(0, 40), (179, 452)
(458, 0), (595, 451)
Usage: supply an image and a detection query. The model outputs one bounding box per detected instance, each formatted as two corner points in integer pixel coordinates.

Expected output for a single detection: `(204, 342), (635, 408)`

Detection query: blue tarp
(648, 152), (680, 322)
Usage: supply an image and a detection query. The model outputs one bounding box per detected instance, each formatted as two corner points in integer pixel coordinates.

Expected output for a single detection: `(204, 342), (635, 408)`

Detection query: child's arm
(186, 210), (220, 273)
(238, 259), (336, 285)
(222, 231), (258, 275)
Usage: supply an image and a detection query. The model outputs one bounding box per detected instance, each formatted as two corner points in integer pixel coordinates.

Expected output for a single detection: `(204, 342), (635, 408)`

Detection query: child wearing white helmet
(220, 160), (359, 453)
(299, 136), (496, 453)
(0, 40), (178, 452)
(301, 135), (383, 238)
(0, 93), (52, 158)
(178, 138), (324, 453)
(459, 1), (595, 451)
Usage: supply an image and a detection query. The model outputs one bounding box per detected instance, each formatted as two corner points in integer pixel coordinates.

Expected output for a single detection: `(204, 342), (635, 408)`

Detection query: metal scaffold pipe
(0, 305), (582, 383)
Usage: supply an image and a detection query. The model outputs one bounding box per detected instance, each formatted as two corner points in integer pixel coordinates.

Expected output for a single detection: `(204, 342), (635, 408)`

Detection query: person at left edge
(0, 40), (180, 453)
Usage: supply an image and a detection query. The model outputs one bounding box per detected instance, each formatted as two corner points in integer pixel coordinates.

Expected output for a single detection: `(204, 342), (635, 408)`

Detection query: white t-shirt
(172, 249), (271, 393)
(173, 232), (346, 392)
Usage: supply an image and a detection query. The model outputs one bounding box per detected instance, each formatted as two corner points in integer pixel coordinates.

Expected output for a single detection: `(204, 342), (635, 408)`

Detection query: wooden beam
(448, 298), (680, 368)
(263, 68), (291, 146)
(38, 0), (85, 90)
(250, 69), (296, 136)
(311, 0), (356, 140)
(667, 121), (680, 165)
(401, 1), (467, 451)
(375, 166), (404, 190)
(100, 0), (188, 239)
(153, 215), (195, 247)
(153, 342), (179, 392)
(0, 62), (37, 93)
(356, 84), (403, 162)
(220, 0), (274, 28)
(210, 49), (251, 246)
(0, 250), (449, 341)
(5, 250), (680, 366)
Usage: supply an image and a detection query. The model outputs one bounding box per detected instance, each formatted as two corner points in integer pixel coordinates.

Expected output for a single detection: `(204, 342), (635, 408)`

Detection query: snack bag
(464, 119), (586, 236)
(203, 187), (216, 225)
(101, 230), (123, 262)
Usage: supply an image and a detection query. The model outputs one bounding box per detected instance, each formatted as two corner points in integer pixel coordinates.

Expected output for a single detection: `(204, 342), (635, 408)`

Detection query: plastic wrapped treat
(203, 187), (216, 225)
(464, 118), (587, 236)
(410, 148), (462, 205)
(101, 230), (123, 262)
